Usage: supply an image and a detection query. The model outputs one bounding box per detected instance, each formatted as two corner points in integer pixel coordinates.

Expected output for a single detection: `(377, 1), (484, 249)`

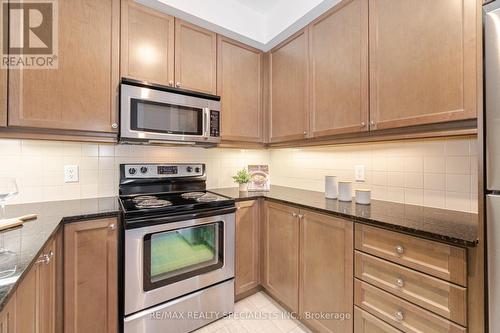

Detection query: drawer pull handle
(396, 278), (405, 287)
(394, 310), (404, 321)
(395, 245), (404, 254)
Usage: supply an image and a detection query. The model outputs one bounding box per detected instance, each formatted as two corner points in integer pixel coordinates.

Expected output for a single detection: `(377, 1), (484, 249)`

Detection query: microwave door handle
(203, 108), (210, 138)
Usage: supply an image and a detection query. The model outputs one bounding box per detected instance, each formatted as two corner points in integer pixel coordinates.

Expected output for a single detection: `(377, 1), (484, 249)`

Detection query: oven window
(143, 222), (224, 291)
(130, 99), (203, 136)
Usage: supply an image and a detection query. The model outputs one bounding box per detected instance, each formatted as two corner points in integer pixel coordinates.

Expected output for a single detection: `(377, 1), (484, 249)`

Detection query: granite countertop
(210, 185), (479, 248)
(0, 185), (479, 313)
(0, 197), (119, 310)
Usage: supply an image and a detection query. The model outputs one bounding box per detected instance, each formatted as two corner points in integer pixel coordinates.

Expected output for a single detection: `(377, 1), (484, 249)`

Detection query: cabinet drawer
(354, 307), (402, 333)
(355, 224), (467, 286)
(354, 280), (466, 333)
(355, 251), (467, 326)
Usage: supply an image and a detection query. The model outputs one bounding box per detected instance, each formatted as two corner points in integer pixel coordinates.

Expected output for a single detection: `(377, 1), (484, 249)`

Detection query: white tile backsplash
(0, 136), (478, 213)
(269, 136), (478, 212)
(0, 139), (270, 205)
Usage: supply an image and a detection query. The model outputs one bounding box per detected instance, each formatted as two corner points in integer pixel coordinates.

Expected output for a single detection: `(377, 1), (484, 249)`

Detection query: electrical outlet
(355, 165), (365, 182)
(64, 165), (79, 183)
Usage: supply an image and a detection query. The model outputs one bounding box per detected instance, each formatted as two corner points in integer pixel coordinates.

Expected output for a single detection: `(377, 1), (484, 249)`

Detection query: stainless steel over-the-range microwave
(119, 78), (221, 146)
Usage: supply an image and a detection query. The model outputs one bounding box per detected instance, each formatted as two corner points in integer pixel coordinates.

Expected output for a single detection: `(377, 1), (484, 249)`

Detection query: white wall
(0, 139), (269, 205)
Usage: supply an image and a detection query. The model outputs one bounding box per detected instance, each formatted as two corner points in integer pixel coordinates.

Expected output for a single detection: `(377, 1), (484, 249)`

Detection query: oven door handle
(125, 206), (236, 229)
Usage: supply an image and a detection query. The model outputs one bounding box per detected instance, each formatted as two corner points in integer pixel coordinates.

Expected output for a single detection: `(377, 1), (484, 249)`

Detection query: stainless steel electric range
(119, 163), (235, 333)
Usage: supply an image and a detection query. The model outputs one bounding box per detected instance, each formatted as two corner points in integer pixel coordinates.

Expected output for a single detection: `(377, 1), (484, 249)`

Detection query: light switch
(64, 165), (79, 183)
(355, 165), (365, 182)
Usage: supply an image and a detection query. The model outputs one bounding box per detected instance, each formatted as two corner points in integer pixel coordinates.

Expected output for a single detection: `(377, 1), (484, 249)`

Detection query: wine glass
(0, 178), (18, 218)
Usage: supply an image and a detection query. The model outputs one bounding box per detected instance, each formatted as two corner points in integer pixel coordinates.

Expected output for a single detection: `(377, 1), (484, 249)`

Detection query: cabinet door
(121, 0), (175, 86)
(269, 29), (309, 143)
(218, 36), (263, 142)
(16, 265), (37, 333)
(175, 19), (217, 94)
(235, 200), (260, 297)
(309, 0), (368, 137)
(300, 210), (354, 333)
(263, 202), (299, 312)
(38, 237), (57, 333)
(8, 0), (120, 132)
(64, 218), (118, 333)
(0, 294), (16, 333)
(369, 0), (477, 130)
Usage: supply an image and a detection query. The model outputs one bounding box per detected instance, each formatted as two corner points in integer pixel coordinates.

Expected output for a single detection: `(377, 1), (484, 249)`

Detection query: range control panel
(123, 164), (204, 178)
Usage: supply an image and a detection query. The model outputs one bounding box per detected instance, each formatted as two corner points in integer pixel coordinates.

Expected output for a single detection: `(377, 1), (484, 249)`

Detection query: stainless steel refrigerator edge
(484, 1), (500, 332)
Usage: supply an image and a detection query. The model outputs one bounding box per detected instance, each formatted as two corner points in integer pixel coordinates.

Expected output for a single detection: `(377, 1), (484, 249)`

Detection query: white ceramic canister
(325, 176), (338, 199)
(355, 189), (371, 205)
(338, 181), (352, 202)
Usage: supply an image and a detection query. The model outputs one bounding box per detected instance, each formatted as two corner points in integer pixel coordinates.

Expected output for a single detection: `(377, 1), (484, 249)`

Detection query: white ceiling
(234, 0), (283, 14)
(136, 0), (342, 51)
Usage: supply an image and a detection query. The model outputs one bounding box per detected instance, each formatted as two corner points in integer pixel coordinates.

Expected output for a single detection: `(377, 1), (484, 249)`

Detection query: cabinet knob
(111, 123), (118, 129)
(36, 251), (54, 265)
(369, 120), (376, 128)
(395, 245), (404, 255)
(168, 81), (174, 86)
(292, 212), (298, 217)
(361, 122), (366, 128)
(109, 223), (116, 230)
(394, 310), (404, 321)
(303, 131), (307, 136)
(176, 82), (182, 88)
(298, 214), (304, 219)
(396, 278), (405, 287)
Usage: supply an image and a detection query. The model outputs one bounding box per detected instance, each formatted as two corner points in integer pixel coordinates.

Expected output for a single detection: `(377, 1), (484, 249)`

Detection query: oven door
(120, 83), (220, 144)
(124, 211), (235, 315)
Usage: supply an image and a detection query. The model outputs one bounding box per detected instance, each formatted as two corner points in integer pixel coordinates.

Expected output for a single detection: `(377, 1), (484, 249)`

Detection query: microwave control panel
(210, 111), (220, 137)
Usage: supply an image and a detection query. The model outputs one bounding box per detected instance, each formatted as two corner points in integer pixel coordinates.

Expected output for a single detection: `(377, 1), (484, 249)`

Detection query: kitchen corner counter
(0, 197), (119, 311)
(210, 185), (479, 248)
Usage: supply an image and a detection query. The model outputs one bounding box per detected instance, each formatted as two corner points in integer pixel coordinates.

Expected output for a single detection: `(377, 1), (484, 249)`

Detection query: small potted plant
(232, 168), (251, 192)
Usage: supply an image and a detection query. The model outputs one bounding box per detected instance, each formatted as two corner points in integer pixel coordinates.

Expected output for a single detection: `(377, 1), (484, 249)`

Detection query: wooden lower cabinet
(299, 209), (353, 333)
(235, 200), (260, 298)
(0, 294), (15, 333)
(0, 232), (60, 333)
(262, 202), (300, 312)
(354, 307), (402, 333)
(64, 217), (118, 333)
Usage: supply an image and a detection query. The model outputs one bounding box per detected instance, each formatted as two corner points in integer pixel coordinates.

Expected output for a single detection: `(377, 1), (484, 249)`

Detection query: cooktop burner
(135, 199), (173, 209)
(181, 192), (206, 199)
(132, 195), (158, 203)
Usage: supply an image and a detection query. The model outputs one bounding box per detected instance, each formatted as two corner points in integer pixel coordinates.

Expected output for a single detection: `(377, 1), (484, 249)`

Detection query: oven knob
(195, 167), (201, 173)
(128, 168), (137, 175)
(140, 167), (148, 174)
(186, 166), (193, 172)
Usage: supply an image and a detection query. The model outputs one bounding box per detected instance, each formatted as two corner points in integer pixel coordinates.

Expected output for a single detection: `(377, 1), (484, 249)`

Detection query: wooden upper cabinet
(175, 20), (217, 94)
(121, 0), (175, 86)
(235, 200), (260, 297)
(269, 29), (310, 143)
(64, 218), (118, 333)
(218, 36), (263, 142)
(369, 0), (477, 130)
(309, 0), (368, 137)
(262, 202), (300, 312)
(8, 0), (120, 133)
(300, 210), (353, 333)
